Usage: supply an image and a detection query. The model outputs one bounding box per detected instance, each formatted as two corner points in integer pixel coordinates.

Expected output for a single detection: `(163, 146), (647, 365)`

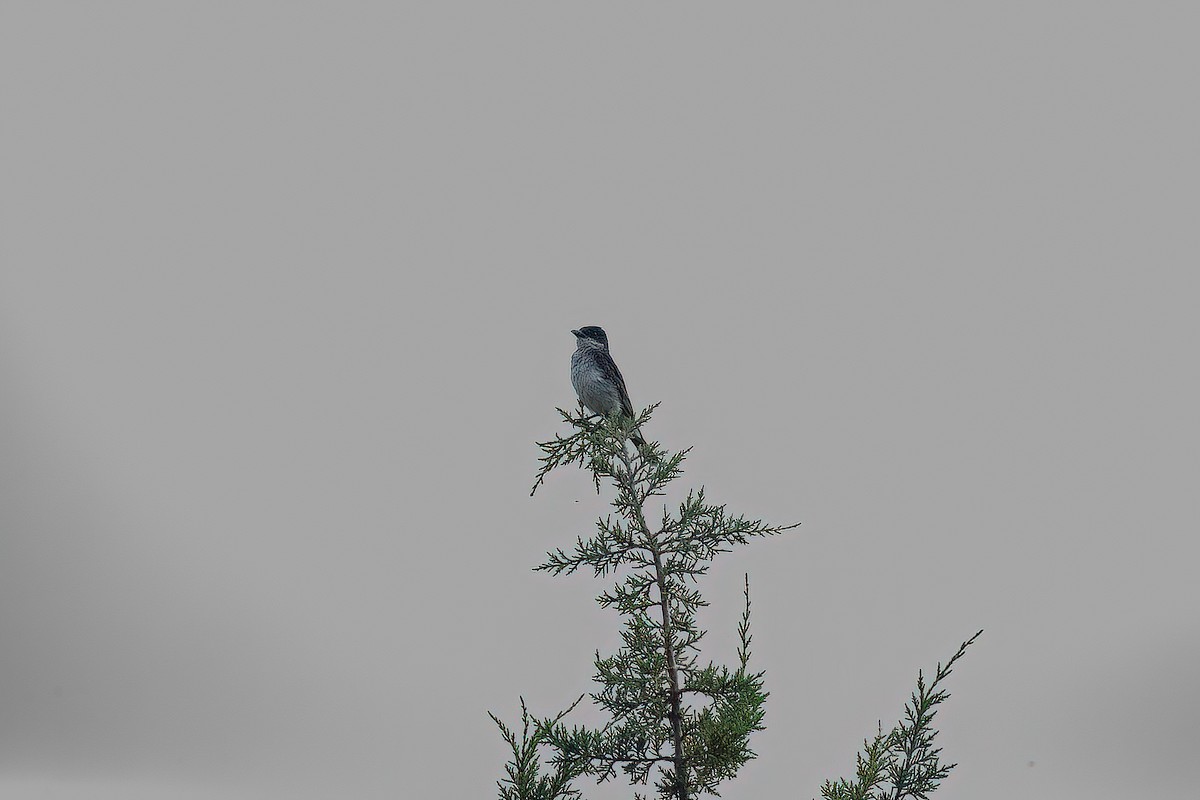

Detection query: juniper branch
(519, 405), (793, 799)
(819, 630), (983, 800)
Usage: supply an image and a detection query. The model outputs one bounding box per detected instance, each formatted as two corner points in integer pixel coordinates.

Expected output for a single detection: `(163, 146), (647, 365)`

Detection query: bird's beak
(570, 329), (581, 337)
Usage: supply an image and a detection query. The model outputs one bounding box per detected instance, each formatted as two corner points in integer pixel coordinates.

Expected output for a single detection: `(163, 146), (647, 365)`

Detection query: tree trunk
(652, 546), (688, 800)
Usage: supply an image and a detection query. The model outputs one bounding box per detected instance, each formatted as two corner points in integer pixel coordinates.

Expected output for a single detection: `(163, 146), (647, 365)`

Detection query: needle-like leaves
(501, 405), (794, 799)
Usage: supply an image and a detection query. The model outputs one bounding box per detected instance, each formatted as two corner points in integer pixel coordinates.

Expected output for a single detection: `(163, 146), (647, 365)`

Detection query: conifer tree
(492, 404), (980, 800)
(495, 405), (794, 800)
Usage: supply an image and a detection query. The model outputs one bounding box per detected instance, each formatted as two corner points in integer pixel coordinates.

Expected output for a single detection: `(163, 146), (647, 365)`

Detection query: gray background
(2, 3), (1197, 799)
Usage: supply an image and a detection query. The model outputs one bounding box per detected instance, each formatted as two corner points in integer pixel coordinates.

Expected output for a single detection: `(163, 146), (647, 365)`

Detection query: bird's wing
(599, 351), (637, 419)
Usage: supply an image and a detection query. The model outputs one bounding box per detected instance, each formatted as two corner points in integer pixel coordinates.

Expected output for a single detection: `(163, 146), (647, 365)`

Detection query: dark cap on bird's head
(571, 326), (609, 346)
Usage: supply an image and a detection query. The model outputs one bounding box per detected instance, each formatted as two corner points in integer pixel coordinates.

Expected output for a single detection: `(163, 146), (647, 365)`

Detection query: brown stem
(618, 445), (688, 800)
(652, 545), (688, 800)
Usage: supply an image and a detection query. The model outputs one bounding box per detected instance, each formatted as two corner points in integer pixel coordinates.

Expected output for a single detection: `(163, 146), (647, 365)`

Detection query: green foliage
(498, 405), (795, 800)
(491, 697), (587, 800)
(819, 631), (983, 800)
(495, 403), (981, 800)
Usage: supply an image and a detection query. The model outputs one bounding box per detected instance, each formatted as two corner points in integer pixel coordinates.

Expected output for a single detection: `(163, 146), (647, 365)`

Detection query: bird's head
(571, 326), (609, 349)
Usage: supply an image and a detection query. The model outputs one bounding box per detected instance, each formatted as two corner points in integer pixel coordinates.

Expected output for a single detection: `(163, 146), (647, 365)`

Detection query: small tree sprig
(820, 630), (984, 800)
(490, 696), (587, 800)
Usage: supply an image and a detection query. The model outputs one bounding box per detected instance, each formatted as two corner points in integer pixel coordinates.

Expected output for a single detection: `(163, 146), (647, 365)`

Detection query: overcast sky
(2, 4), (1197, 799)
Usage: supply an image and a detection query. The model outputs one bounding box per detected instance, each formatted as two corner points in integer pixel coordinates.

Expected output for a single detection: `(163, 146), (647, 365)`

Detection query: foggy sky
(2, 4), (1197, 798)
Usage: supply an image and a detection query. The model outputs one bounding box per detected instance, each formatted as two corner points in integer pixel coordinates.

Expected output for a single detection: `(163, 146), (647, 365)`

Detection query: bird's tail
(630, 428), (657, 459)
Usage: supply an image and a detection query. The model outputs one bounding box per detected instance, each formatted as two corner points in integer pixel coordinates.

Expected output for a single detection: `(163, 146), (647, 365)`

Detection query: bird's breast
(571, 352), (619, 417)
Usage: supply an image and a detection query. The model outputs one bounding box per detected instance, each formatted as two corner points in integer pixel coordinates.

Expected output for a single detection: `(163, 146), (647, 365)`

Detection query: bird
(570, 326), (647, 449)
